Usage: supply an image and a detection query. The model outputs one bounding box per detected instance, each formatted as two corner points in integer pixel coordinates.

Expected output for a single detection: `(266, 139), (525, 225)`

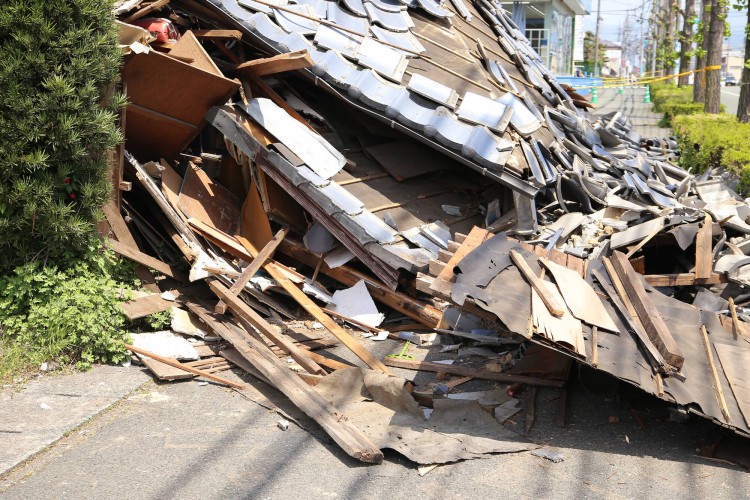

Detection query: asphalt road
(721, 86), (741, 116)
(1, 364), (748, 499)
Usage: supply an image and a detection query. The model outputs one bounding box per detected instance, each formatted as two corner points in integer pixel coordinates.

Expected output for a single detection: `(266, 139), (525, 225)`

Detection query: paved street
(593, 87), (670, 138)
(722, 86), (741, 116)
(0, 363), (748, 499)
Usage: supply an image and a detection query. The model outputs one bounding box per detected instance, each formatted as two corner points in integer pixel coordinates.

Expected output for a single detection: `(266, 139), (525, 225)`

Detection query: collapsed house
(110, 0), (750, 466)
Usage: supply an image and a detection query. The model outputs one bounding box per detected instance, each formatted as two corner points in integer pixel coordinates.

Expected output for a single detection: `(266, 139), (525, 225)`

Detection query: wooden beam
(186, 302), (384, 463)
(230, 50), (314, 77)
(192, 29), (243, 40)
(642, 273), (727, 286)
(125, 343), (244, 389)
(700, 325), (732, 422)
(208, 280), (326, 376)
(214, 227), (288, 314)
(383, 358), (566, 388)
(278, 239), (442, 328)
(609, 251), (685, 370)
(107, 238), (184, 280)
(120, 293), (173, 320)
(434, 226), (489, 284)
(122, 0), (171, 23)
(729, 297), (742, 336)
(510, 250), (565, 318)
(695, 215), (714, 279)
(237, 236), (394, 375)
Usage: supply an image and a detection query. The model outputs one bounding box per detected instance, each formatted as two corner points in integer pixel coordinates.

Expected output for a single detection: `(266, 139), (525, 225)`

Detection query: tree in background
(693, 1), (710, 102)
(677, 0), (697, 86)
(583, 31), (608, 75)
(704, 0), (728, 113)
(736, 0), (750, 122)
(0, 0), (124, 271)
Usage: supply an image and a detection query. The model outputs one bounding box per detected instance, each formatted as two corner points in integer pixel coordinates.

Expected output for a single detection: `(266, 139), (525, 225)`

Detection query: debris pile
(109, 0), (750, 466)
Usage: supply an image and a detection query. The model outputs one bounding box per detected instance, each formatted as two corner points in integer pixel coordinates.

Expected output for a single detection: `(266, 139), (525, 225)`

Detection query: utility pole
(639, 6), (646, 74)
(593, 0), (601, 77)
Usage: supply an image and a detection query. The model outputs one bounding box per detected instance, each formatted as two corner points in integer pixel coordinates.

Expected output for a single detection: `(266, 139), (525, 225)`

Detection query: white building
(499, 0), (591, 74)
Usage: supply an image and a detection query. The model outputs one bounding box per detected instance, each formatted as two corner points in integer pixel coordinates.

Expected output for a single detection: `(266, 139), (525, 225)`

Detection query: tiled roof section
(203, 0), (560, 195)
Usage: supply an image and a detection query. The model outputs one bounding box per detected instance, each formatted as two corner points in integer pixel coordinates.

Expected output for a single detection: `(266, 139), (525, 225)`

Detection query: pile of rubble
(110, 0), (750, 467)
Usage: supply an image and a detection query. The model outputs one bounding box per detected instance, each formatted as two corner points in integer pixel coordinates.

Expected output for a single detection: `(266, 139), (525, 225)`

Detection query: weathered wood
(215, 227), (288, 314)
(122, 0), (170, 23)
(700, 325), (732, 422)
(383, 358), (566, 388)
(192, 29), (243, 40)
(695, 215), (714, 279)
(642, 273), (727, 286)
(729, 298), (743, 337)
(125, 343), (244, 388)
(428, 259), (446, 277)
(120, 293), (173, 320)
(278, 239), (442, 328)
(246, 251), (394, 375)
(510, 250), (564, 318)
(103, 202), (159, 292)
(591, 326), (599, 368)
(107, 239), (184, 280)
(609, 252), (685, 370)
(189, 303), (384, 463)
(230, 50), (313, 77)
(208, 280), (326, 375)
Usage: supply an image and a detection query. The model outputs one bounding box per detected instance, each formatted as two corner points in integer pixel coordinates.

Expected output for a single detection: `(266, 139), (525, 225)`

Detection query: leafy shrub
(0, 0), (123, 270)
(650, 83), (693, 113)
(673, 114), (750, 192)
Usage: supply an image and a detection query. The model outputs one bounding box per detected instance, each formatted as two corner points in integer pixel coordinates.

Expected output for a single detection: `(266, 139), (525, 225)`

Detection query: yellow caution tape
(598, 65), (722, 89)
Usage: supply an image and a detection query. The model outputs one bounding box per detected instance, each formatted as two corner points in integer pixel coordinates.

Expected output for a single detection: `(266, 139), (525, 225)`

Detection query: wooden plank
(215, 227), (288, 314)
(169, 30), (223, 76)
(179, 163), (241, 235)
(230, 50), (314, 77)
(279, 239), (442, 328)
(510, 250), (564, 318)
(382, 358), (566, 388)
(189, 303), (384, 463)
(700, 325), (732, 422)
(125, 343), (244, 388)
(433, 226), (489, 284)
(609, 251), (685, 370)
(103, 202), (159, 292)
(729, 297), (742, 336)
(119, 293), (172, 320)
(642, 273), (726, 286)
(122, 0), (170, 23)
(428, 259), (446, 277)
(591, 326), (599, 368)
(208, 280), (325, 375)
(107, 238), (184, 280)
(192, 29), (243, 40)
(695, 215), (714, 280)
(236, 237), (393, 374)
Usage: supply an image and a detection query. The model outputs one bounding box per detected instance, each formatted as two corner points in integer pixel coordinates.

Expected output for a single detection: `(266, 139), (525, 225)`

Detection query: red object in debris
(69, 193), (76, 199)
(506, 383), (523, 397)
(130, 18), (181, 43)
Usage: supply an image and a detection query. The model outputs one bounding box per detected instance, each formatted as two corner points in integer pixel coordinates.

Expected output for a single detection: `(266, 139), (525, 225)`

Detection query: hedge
(673, 113), (750, 192)
(650, 82), (724, 127)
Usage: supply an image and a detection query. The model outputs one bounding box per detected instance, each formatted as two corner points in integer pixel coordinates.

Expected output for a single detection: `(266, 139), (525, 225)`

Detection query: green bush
(650, 83), (693, 113)
(0, 0), (124, 270)
(658, 102), (706, 127)
(673, 114), (750, 192)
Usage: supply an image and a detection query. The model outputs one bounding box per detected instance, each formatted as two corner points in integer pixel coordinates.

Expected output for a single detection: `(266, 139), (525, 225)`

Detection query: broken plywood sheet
(714, 343), (750, 427)
(130, 331), (199, 360)
(532, 281), (586, 357)
(122, 49), (239, 161)
(541, 258), (618, 332)
(365, 140), (451, 181)
(178, 164), (241, 234)
(313, 367), (536, 464)
(169, 30), (223, 75)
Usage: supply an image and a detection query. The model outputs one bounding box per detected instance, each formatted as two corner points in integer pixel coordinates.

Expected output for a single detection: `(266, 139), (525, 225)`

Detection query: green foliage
(673, 113), (750, 192)
(0, 246), (142, 380)
(650, 83), (725, 126)
(0, 0), (123, 270)
(581, 31), (609, 75)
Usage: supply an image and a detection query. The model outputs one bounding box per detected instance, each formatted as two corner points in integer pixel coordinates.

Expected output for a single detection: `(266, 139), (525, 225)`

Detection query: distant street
(721, 86), (741, 116)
